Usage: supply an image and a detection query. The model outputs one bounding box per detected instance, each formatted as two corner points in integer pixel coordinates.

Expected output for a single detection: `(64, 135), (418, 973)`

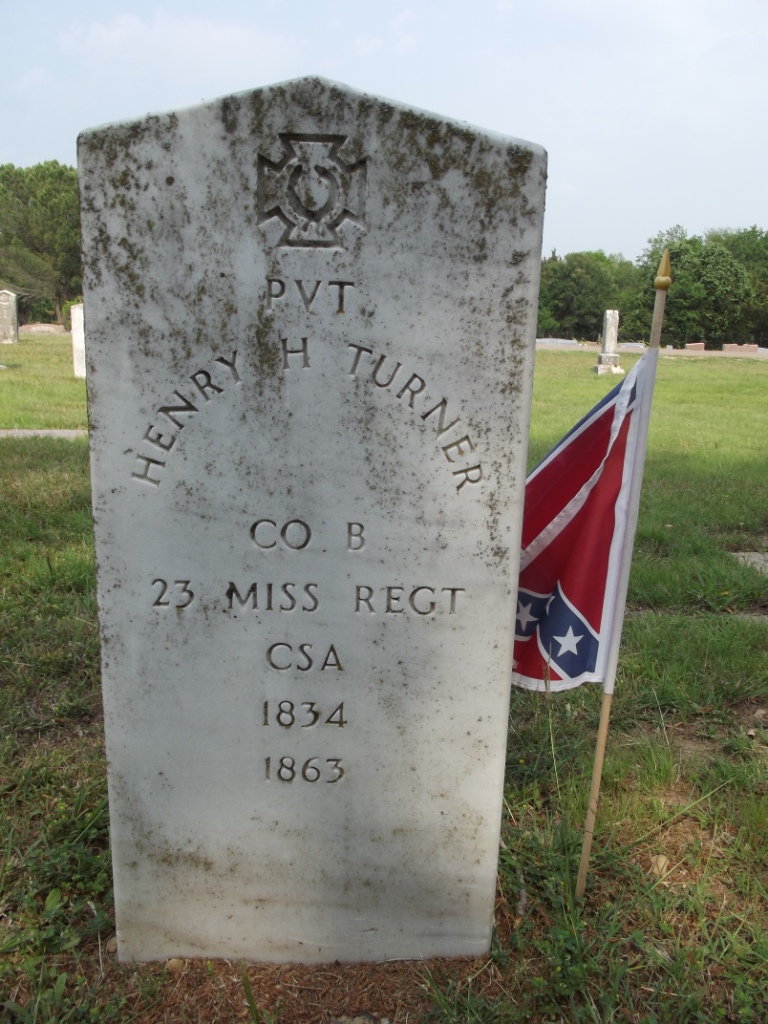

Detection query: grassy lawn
(0, 335), (87, 429)
(1, 348), (766, 1022)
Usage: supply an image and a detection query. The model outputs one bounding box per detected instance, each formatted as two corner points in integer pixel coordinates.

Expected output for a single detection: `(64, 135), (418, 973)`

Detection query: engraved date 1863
(264, 756), (344, 783)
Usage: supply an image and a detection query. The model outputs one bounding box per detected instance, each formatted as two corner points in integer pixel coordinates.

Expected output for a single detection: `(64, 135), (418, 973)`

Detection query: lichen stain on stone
(241, 306), (284, 400)
(81, 113), (180, 173)
(115, 237), (147, 300)
(220, 95), (241, 135)
(149, 844), (215, 873)
(505, 144), (533, 180)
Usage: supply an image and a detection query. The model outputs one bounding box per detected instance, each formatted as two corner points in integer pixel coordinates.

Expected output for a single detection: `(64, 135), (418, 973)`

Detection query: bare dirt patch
(734, 551), (768, 574)
(11, 947), (509, 1024)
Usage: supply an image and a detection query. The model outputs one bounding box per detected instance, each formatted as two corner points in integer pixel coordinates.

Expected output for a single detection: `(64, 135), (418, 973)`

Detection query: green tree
(0, 161), (81, 323)
(639, 224), (689, 261)
(537, 250), (639, 340)
(622, 229), (752, 348)
(705, 226), (768, 345)
(606, 252), (641, 329)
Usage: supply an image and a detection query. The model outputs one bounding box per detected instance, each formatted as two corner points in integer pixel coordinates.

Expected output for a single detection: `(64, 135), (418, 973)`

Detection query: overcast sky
(2, 0), (766, 261)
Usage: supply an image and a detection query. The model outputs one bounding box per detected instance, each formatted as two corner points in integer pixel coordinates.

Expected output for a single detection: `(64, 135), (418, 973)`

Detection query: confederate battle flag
(512, 351), (657, 692)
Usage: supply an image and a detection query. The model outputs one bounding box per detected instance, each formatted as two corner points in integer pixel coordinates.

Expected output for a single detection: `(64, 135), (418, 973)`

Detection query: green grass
(0, 335), (87, 429)
(1, 348), (767, 1022)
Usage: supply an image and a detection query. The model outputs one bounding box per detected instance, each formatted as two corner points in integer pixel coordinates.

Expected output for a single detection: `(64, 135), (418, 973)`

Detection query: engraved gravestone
(78, 77), (546, 964)
(0, 290), (18, 344)
(71, 303), (85, 378)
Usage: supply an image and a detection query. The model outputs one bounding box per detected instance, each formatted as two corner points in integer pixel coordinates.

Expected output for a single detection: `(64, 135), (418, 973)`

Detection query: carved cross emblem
(257, 134), (367, 248)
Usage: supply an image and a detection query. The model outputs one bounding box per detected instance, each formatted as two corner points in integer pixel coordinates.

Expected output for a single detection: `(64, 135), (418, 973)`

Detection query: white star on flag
(516, 600), (538, 630)
(553, 626), (583, 656)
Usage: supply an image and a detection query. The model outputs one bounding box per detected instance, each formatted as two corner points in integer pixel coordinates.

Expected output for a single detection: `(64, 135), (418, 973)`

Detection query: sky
(2, 0), (767, 261)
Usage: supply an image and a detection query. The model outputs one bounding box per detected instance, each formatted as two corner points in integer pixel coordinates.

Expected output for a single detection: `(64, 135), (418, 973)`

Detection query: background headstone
(71, 303), (85, 377)
(0, 290), (18, 344)
(78, 77), (546, 964)
(594, 309), (624, 375)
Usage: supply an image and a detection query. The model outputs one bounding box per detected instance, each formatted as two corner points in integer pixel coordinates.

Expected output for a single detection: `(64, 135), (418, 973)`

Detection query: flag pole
(575, 250), (671, 899)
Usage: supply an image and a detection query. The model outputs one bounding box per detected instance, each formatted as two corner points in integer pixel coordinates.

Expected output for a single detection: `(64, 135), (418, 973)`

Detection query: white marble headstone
(602, 309), (619, 353)
(595, 309), (624, 375)
(0, 290), (18, 344)
(78, 77), (546, 964)
(71, 303), (85, 378)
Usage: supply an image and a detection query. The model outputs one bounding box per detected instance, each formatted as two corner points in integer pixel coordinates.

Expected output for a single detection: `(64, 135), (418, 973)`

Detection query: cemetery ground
(1, 337), (767, 1024)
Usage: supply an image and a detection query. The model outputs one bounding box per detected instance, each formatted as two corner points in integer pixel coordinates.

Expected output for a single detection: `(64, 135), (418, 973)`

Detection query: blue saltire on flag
(512, 353), (654, 692)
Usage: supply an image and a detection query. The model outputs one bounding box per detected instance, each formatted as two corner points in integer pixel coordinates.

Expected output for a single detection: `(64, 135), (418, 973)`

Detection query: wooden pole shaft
(575, 690), (613, 898)
(574, 249), (670, 900)
(649, 288), (668, 350)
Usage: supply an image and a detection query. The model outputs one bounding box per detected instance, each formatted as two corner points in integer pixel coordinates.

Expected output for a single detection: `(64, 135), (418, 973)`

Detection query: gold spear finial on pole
(654, 248), (671, 290)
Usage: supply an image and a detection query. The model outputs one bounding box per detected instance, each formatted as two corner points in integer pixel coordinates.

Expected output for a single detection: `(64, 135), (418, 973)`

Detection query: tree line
(538, 226), (768, 348)
(0, 162), (80, 324)
(1, 162), (766, 347)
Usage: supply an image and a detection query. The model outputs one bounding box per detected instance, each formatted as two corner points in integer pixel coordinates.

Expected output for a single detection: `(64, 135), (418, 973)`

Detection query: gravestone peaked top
(78, 77), (547, 964)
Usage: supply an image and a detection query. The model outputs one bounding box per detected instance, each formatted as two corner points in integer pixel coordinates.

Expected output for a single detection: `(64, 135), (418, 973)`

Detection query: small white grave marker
(0, 290), (18, 344)
(71, 303), (85, 378)
(78, 77), (547, 964)
(595, 309), (624, 375)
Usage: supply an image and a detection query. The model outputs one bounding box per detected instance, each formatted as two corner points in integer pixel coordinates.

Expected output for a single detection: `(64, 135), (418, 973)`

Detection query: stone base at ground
(594, 353), (625, 376)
